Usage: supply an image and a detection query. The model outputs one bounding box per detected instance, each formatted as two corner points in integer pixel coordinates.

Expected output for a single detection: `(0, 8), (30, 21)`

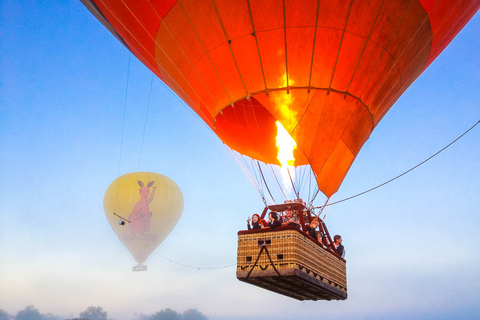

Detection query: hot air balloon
(83, 0), (479, 299)
(104, 172), (183, 271)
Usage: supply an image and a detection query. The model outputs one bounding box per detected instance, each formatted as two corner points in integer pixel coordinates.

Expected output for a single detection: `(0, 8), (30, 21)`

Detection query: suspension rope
(310, 188), (321, 206)
(316, 120), (480, 209)
(228, 149), (265, 200)
(247, 156), (263, 191)
(117, 55), (130, 177)
(242, 154), (265, 200)
(137, 74), (154, 171)
(269, 164), (288, 200)
(135, 236), (236, 270)
(287, 167), (300, 199)
(307, 168), (313, 202)
(258, 161), (275, 204)
(297, 166), (311, 199)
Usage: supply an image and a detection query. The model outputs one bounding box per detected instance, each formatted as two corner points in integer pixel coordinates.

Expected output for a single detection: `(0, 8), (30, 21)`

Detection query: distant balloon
(103, 172), (183, 270)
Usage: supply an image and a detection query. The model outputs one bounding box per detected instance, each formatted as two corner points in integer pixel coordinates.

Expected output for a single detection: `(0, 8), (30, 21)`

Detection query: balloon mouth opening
(214, 96), (309, 166)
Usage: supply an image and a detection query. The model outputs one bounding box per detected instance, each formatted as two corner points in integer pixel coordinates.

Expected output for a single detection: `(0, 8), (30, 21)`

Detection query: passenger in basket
(333, 235), (345, 258)
(281, 206), (300, 227)
(305, 218), (321, 242)
(268, 211), (282, 229)
(247, 213), (263, 230)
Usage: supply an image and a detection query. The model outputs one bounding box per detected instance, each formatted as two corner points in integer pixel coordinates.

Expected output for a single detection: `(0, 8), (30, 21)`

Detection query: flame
(276, 121), (297, 194)
(273, 74), (296, 121)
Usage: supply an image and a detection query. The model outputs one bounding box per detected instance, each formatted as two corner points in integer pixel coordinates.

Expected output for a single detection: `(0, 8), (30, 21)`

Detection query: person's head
(269, 211), (278, 221)
(252, 214), (260, 223)
(310, 218), (319, 228)
(285, 206), (293, 217)
(334, 235), (342, 243)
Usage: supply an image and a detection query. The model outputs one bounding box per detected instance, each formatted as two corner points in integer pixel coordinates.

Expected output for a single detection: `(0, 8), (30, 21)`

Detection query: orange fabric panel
(315, 140), (355, 198)
(149, 0), (177, 19)
(213, 0), (253, 40)
(215, 98), (279, 164)
(179, 0), (226, 53)
(342, 103), (374, 157)
(347, 40), (383, 98)
(285, 0), (318, 27)
(185, 69), (217, 116)
(310, 29), (343, 88)
(159, 4), (204, 74)
(358, 1), (430, 113)
(249, 0), (284, 32)
(299, 91), (359, 169)
(369, 0), (412, 47)
(331, 32), (369, 91)
(121, 0), (161, 39)
(95, 0), (158, 71)
(230, 35), (266, 94)
(209, 43), (246, 104)
(256, 29), (287, 89)
(286, 27), (315, 88)
(316, 0), (350, 30)
(346, 0), (384, 38)
(155, 26), (189, 87)
(291, 90), (328, 164)
(194, 54), (231, 112)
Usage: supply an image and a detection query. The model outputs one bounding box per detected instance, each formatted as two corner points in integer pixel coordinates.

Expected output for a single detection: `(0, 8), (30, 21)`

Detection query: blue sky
(1, 1), (479, 320)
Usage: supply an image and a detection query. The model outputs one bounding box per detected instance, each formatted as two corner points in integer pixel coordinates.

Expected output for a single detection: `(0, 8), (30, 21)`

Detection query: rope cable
(227, 148), (265, 200)
(269, 164), (288, 200)
(135, 237), (236, 270)
(316, 120), (480, 209)
(117, 55), (130, 177)
(258, 161), (276, 204)
(113, 55), (132, 214)
(287, 167), (299, 199)
(137, 74), (154, 171)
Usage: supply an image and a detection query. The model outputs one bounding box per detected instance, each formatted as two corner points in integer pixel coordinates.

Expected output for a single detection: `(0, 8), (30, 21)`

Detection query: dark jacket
(248, 221), (262, 230)
(268, 219), (282, 229)
(305, 225), (318, 241)
(335, 243), (344, 257)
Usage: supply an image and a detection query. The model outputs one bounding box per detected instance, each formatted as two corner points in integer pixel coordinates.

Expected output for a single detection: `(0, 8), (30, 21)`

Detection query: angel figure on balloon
(128, 180), (157, 241)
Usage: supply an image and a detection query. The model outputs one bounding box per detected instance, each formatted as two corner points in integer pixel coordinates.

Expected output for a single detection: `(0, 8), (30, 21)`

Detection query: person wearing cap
(333, 235), (345, 258)
(281, 206), (300, 227)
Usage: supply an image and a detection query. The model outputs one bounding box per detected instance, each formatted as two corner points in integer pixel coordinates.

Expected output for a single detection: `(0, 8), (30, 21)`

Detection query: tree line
(0, 306), (208, 320)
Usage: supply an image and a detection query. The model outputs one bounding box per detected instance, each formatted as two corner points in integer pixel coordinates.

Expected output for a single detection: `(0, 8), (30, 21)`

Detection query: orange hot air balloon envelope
(103, 172), (183, 268)
(83, 0), (479, 197)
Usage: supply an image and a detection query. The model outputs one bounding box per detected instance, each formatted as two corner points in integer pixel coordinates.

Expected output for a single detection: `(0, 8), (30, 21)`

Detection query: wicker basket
(237, 226), (347, 300)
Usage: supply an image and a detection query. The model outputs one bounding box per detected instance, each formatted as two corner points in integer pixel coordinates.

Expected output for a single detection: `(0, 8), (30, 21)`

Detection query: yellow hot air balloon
(103, 172), (183, 271)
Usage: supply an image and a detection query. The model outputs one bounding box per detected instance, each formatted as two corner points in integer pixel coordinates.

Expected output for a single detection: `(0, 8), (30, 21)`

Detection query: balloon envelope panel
(83, 0), (480, 197)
